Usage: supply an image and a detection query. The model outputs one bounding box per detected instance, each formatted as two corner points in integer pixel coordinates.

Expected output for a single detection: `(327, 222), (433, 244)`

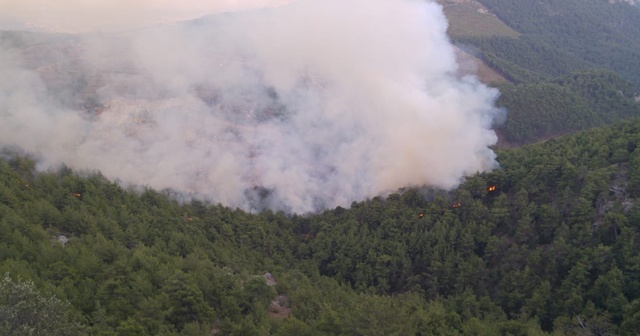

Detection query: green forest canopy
(3, 118), (640, 334)
(457, 0), (640, 88)
(437, 1), (640, 146)
(495, 69), (640, 145)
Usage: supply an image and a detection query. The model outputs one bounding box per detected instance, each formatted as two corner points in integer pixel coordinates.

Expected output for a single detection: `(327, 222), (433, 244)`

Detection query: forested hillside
(3, 118), (640, 335)
(435, 1), (640, 146)
(4, 3), (640, 334)
(495, 70), (640, 145)
(463, 0), (640, 88)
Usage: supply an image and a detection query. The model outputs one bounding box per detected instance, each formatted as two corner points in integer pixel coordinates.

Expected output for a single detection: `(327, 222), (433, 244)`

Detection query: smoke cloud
(0, 0), (290, 32)
(0, 0), (501, 213)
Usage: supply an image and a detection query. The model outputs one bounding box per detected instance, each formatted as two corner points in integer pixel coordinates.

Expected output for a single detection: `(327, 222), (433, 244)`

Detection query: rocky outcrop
(263, 272), (277, 286)
(268, 295), (291, 319)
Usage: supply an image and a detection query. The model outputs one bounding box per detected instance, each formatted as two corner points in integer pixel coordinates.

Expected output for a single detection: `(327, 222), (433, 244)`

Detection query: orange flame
(73, 193), (81, 197)
(487, 185), (497, 192)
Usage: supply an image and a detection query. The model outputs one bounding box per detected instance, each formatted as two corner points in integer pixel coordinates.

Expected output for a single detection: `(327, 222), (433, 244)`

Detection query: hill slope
(3, 118), (640, 334)
(463, 0), (640, 88)
(496, 70), (640, 145)
(438, 0), (640, 146)
(435, 0), (519, 39)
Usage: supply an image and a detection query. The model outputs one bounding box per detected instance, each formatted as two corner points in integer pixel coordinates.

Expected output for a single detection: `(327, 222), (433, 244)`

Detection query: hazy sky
(0, 0), (291, 32)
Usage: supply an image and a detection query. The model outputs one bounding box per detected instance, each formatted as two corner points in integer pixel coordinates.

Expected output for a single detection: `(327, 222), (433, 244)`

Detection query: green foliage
(496, 81), (596, 144)
(463, 0), (640, 89)
(459, 35), (591, 84)
(2, 119), (640, 333)
(0, 273), (86, 335)
(495, 70), (640, 145)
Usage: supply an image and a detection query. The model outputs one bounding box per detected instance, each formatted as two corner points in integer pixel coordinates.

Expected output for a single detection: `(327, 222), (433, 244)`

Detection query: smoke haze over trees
(4, 0), (640, 334)
(0, 0), (503, 213)
(2, 118), (640, 334)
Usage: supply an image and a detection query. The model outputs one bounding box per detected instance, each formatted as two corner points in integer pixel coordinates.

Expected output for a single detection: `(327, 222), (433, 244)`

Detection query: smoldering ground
(0, 0), (502, 213)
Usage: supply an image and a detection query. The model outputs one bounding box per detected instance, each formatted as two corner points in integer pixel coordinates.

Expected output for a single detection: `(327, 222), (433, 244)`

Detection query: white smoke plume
(0, 0), (501, 213)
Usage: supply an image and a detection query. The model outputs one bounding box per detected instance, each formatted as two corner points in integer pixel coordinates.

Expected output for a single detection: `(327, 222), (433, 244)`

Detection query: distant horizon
(0, 0), (293, 33)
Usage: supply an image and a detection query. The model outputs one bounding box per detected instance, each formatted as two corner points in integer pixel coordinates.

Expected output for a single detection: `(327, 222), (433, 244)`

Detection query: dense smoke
(0, 0), (502, 213)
